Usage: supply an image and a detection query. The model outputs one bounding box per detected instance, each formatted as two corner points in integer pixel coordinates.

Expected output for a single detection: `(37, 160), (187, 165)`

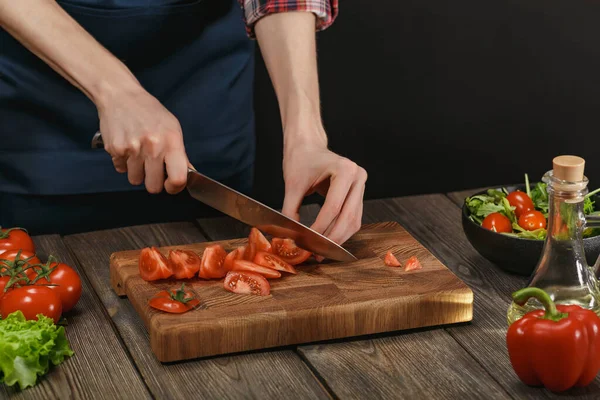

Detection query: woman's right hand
(97, 86), (190, 195)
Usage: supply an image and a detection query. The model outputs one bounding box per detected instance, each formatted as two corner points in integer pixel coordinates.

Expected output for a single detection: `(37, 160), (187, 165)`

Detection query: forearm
(254, 12), (328, 150)
(0, 0), (139, 108)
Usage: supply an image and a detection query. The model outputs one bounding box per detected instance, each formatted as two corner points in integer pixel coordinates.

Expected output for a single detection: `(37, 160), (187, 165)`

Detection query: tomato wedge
(248, 228), (272, 253)
(139, 247), (173, 281)
(169, 249), (201, 279)
(224, 247), (244, 271)
(404, 256), (422, 271)
(148, 284), (200, 313)
(271, 238), (311, 265)
(224, 271), (270, 296)
(231, 260), (281, 279)
(384, 251), (402, 267)
(254, 251), (297, 274)
(243, 243), (257, 262)
(199, 244), (228, 279)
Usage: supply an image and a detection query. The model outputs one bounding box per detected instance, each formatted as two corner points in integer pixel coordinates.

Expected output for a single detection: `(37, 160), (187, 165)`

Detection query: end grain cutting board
(110, 221), (473, 362)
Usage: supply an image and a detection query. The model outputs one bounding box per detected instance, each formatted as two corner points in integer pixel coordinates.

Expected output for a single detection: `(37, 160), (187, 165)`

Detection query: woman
(0, 0), (367, 244)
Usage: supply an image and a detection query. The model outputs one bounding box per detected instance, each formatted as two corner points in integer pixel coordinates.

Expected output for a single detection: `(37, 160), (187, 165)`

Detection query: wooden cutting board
(110, 221), (473, 362)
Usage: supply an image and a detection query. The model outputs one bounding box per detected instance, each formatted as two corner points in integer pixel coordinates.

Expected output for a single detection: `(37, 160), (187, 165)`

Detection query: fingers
(144, 154), (165, 194)
(127, 154), (145, 186)
(112, 156), (127, 173)
(310, 159), (356, 234)
(164, 149), (188, 194)
(326, 182), (366, 244)
(282, 182), (306, 221)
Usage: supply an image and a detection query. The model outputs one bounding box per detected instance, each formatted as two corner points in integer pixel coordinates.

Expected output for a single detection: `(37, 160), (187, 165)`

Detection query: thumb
(281, 183), (306, 222)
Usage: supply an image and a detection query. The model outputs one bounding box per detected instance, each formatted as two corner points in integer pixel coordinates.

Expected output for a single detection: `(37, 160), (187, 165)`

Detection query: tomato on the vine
(481, 212), (513, 233)
(506, 191), (535, 218)
(0, 227), (35, 256)
(518, 210), (547, 231)
(0, 286), (62, 323)
(0, 250), (41, 278)
(34, 261), (82, 313)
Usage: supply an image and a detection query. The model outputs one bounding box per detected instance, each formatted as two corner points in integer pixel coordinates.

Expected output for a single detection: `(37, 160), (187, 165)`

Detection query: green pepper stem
(512, 287), (568, 322)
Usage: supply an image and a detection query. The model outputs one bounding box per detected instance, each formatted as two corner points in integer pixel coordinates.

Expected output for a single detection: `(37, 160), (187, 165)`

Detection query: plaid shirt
(238, 0), (338, 38)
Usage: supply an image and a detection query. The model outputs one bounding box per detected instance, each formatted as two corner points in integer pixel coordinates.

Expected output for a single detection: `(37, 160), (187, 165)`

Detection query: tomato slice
(231, 260), (281, 279)
(139, 247), (173, 281)
(248, 228), (272, 253)
(254, 251), (297, 274)
(404, 256), (422, 272)
(384, 251), (402, 267)
(169, 249), (201, 279)
(224, 247), (245, 271)
(271, 238), (311, 265)
(199, 244), (228, 279)
(243, 243), (257, 262)
(224, 271), (270, 296)
(148, 284), (200, 313)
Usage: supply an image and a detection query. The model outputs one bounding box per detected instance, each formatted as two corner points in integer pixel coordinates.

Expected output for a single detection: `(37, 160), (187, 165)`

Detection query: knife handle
(92, 131), (104, 149)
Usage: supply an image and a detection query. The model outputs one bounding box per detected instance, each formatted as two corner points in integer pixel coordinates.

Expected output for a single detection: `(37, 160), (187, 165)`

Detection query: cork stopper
(553, 155), (585, 182)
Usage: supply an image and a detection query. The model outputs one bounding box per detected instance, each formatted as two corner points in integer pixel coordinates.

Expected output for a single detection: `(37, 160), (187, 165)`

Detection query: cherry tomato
(404, 256), (422, 272)
(199, 245), (227, 279)
(248, 228), (272, 253)
(0, 276), (10, 295)
(253, 251), (297, 274)
(481, 212), (513, 233)
(0, 227), (35, 256)
(506, 191), (535, 218)
(148, 284), (200, 314)
(0, 286), (62, 323)
(271, 238), (311, 265)
(384, 251), (402, 267)
(168, 250), (201, 279)
(139, 247), (173, 281)
(0, 250), (41, 278)
(231, 260), (281, 279)
(518, 210), (547, 231)
(224, 271), (270, 296)
(34, 262), (82, 313)
(224, 247), (245, 271)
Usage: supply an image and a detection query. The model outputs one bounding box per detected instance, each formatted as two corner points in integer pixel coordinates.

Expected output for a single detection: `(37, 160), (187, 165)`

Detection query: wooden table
(3, 188), (600, 400)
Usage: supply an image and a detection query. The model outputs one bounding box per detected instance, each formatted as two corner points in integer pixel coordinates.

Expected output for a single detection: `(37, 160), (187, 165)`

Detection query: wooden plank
(298, 199), (510, 400)
(63, 222), (330, 400)
(364, 195), (600, 399)
(1, 235), (149, 400)
(109, 222), (473, 362)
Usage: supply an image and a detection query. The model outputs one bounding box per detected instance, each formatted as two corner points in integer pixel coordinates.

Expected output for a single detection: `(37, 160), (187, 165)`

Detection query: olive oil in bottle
(507, 156), (600, 325)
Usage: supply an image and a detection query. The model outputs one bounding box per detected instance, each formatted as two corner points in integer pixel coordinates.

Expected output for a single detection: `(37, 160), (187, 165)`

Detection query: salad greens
(465, 174), (600, 240)
(0, 311), (74, 390)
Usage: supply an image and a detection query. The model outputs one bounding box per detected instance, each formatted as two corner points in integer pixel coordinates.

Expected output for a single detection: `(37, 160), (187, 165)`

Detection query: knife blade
(186, 168), (357, 262)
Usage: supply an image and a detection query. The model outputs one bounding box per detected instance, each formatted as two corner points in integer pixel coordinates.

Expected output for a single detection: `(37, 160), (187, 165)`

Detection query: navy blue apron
(0, 0), (256, 234)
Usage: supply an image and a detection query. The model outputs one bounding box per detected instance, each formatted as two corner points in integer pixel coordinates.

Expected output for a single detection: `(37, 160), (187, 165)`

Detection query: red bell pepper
(507, 287), (600, 392)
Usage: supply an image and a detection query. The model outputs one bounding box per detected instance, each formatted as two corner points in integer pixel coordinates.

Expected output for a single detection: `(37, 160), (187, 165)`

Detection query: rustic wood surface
(6, 192), (600, 399)
(62, 217), (329, 400)
(109, 221), (473, 361)
(0, 235), (150, 400)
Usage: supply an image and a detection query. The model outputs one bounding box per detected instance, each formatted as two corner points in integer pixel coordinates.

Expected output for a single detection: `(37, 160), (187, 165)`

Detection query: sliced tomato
(271, 238), (311, 265)
(254, 251), (297, 274)
(231, 260), (281, 279)
(148, 284), (200, 313)
(169, 249), (201, 279)
(224, 247), (245, 271)
(384, 251), (402, 267)
(248, 228), (272, 253)
(199, 244), (227, 279)
(243, 243), (257, 262)
(224, 271), (270, 296)
(404, 256), (422, 272)
(139, 247), (173, 281)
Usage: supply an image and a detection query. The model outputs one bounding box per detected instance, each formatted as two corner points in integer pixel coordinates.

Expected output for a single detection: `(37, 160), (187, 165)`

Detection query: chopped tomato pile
(139, 228), (312, 307)
(0, 226), (83, 323)
(384, 251), (422, 271)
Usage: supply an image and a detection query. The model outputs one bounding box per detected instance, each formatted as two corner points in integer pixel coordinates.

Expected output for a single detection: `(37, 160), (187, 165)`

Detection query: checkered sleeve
(238, 0), (338, 38)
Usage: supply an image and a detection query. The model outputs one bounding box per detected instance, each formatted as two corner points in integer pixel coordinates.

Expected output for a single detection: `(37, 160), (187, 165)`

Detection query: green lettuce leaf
(0, 311), (74, 390)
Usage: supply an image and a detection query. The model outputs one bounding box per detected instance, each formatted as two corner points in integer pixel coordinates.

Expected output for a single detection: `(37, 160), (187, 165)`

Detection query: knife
(186, 167), (357, 262)
(91, 131), (357, 262)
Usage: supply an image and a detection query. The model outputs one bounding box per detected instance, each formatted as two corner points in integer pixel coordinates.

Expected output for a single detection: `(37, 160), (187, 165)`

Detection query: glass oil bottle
(507, 155), (600, 325)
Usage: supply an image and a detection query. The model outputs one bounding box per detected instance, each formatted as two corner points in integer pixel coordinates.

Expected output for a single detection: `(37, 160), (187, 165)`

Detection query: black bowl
(462, 185), (600, 276)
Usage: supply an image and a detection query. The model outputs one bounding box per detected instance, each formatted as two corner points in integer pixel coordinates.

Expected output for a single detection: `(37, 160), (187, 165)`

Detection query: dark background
(250, 0), (600, 208)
